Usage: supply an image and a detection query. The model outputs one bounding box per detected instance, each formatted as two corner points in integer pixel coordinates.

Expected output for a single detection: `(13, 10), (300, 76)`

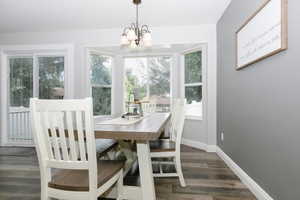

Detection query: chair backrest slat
(57, 112), (69, 161)
(76, 110), (87, 161)
(175, 99), (186, 150)
(48, 112), (62, 160)
(41, 112), (54, 160)
(30, 98), (96, 171)
(66, 111), (78, 161)
(170, 98), (186, 151)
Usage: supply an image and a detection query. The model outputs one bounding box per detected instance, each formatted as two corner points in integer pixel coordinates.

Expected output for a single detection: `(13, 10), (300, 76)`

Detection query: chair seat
(48, 160), (125, 191)
(95, 139), (118, 157)
(150, 139), (176, 152)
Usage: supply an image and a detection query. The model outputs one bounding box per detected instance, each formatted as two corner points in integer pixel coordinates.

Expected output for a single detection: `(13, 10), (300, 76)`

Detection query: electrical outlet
(221, 132), (224, 142)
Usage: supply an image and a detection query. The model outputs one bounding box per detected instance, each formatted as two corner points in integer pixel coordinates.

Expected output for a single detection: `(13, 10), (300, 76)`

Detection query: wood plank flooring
(0, 145), (256, 200)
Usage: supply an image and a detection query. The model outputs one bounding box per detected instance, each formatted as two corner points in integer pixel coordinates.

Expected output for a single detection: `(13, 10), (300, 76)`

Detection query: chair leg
(175, 155), (186, 187)
(40, 185), (50, 200)
(41, 168), (50, 200)
(41, 190), (49, 200)
(88, 192), (98, 200)
(117, 171), (124, 200)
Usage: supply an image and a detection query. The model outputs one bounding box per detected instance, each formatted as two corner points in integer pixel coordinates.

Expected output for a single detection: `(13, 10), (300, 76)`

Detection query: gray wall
(217, 0), (300, 199)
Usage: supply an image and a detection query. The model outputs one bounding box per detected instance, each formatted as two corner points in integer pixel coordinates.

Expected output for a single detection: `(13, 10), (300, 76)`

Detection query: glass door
(8, 57), (34, 144)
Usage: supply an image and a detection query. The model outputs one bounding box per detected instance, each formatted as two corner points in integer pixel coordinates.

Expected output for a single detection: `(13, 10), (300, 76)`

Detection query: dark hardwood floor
(0, 145), (256, 200)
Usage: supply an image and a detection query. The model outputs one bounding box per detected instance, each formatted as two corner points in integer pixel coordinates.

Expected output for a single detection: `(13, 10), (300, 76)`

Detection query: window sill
(185, 115), (203, 121)
(94, 115), (112, 121)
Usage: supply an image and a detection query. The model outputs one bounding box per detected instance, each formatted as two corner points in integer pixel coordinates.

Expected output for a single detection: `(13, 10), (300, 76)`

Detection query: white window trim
(87, 51), (114, 117)
(180, 45), (207, 121)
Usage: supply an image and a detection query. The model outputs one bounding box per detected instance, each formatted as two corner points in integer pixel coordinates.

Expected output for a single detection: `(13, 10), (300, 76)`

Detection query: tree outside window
(124, 56), (171, 112)
(184, 51), (203, 117)
(90, 54), (112, 116)
(9, 57), (33, 108)
(38, 56), (65, 99)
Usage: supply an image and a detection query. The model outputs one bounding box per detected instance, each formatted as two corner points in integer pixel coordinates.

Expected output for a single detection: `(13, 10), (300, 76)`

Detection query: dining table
(94, 112), (171, 200)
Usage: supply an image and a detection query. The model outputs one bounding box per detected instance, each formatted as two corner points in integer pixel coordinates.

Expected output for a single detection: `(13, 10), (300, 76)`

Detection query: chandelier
(120, 0), (152, 48)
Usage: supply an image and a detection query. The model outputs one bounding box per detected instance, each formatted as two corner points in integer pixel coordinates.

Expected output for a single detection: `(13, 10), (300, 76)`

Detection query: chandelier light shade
(121, 0), (152, 48)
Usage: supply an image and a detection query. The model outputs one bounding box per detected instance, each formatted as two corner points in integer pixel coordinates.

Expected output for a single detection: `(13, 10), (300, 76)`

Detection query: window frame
(181, 46), (206, 120)
(7, 53), (68, 100)
(88, 51), (114, 117)
(35, 53), (67, 99)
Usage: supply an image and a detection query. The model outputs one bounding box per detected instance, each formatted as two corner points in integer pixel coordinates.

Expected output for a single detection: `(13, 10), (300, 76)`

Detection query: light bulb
(142, 32), (152, 47)
(130, 41), (137, 49)
(143, 40), (152, 47)
(143, 32), (152, 42)
(127, 29), (137, 41)
(120, 34), (129, 45)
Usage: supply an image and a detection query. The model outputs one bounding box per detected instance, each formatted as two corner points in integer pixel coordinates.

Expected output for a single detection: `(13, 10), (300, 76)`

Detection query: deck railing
(8, 108), (33, 145)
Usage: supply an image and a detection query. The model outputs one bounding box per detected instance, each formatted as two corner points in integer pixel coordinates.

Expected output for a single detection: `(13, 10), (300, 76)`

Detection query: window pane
(92, 87), (111, 115)
(9, 57), (33, 108)
(185, 86), (202, 104)
(124, 58), (148, 102)
(124, 57), (171, 113)
(39, 57), (64, 99)
(90, 54), (112, 115)
(185, 51), (202, 84)
(90, 54), (112, 85)
(148, 57), (171, 112)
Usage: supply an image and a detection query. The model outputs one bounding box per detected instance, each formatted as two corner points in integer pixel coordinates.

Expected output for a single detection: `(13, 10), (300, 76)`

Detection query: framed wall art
(236, 0), (288, 70)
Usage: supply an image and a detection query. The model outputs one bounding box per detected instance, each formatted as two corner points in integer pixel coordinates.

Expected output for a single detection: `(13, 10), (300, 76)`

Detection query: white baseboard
(215, 146), (274, 200)
(181, 140), (274, 200)
(181, 138), (216, 152)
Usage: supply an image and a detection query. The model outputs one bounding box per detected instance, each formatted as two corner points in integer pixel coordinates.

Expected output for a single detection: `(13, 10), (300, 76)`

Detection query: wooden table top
(94, 113), (171, 141)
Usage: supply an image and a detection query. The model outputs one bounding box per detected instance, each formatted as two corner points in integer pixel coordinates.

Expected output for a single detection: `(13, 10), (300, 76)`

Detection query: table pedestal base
(103, 141), (156, 200)
(136, 141), (156, 200)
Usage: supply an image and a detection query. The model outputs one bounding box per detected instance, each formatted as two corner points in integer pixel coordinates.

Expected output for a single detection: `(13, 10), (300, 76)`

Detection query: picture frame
(236, 0), (288, 70)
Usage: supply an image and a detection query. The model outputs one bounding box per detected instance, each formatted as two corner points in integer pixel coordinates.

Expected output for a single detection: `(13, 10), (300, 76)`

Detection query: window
(9, 55), (66, 108)
(184, 50), (203, 118)
(89, 54), (112, 116)
(9, 57), (34, 108)
(38, 56), (65, 99)
(124, 56), (171, 112)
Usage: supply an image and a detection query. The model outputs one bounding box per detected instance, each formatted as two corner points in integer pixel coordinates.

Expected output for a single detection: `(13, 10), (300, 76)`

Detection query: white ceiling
(0, 0), (231, 33)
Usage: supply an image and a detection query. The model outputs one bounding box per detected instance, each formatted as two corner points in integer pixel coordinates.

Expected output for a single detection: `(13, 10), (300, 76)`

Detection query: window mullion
(146, 58), (150, 100)
(89, 54), (113, 116)
(33, 55), (39, 98)
(184, 83), (202, 87)
(91, 84), (112, 88)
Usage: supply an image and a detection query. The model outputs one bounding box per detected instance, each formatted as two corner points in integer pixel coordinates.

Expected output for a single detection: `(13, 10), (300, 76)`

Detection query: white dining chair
(150, 98), (186, 187)
(30, 98), (124, 200)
